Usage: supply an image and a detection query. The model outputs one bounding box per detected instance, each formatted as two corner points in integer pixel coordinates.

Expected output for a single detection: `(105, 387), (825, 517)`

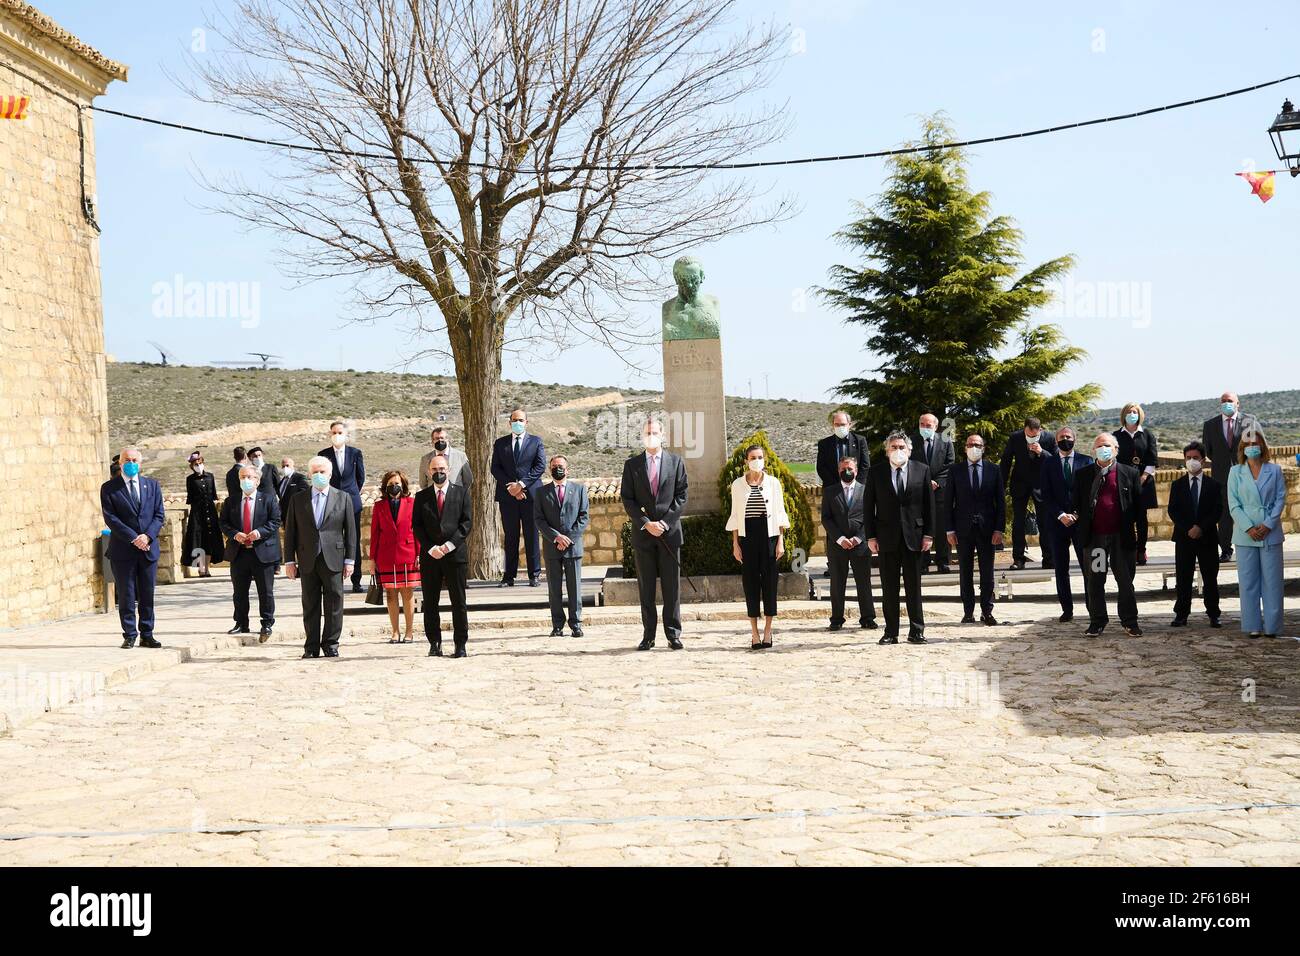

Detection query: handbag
(364, 573), (384, 606)
(1025, 506), (1039, 537)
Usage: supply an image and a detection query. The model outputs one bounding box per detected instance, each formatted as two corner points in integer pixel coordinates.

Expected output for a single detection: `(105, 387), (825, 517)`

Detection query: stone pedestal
(662, 338), (727, 515)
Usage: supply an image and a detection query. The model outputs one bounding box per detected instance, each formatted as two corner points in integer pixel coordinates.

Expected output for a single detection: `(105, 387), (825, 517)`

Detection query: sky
(39, 0), (1300, 408)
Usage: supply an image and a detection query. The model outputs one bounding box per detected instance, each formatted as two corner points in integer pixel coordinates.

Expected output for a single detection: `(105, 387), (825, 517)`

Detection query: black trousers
(740, 518), (779, 618)
(421, 558), (469, 647)
(955, 527), (996, 617)
(546, 555), (582, 629)
(1083, 534), (1137, 628)
(300, 559), (344, 655)
(1010, 491), (1047, 564)
(1215, 481), (1234, 553)
(1047, 520), (1087, 615)
(877, 539), (925, 639)
(351, 505), (364, 587)
(633, 544), (682, 642)
(1174, 537), (1221, 621)
(500, 496), (540, 581)
(231, 549), (276, 630)
(922, 488), (952, 568)
(827, 545), (876, 627)
(1135, 508), (1149, 553)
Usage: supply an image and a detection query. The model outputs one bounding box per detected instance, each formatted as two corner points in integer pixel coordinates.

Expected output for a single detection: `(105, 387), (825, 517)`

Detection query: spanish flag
(1237, 170), (1276, 203)
(0, 95), (29, 120)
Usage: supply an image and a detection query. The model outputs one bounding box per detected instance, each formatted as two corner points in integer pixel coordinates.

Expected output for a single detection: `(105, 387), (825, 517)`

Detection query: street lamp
(1267, 98), (1300, 177)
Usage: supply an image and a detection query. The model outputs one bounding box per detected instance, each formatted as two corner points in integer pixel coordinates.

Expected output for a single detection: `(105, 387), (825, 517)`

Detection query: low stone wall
(151, 462), (1300, 586)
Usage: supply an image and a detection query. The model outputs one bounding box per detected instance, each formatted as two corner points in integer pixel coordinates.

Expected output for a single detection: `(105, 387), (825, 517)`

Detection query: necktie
(130, 479), (140, 509)
(437, 489), (445, 516)
(649, 455), (659, 497)
(972, 463), (979, 488)
(1191, 475), (1199, 512)
(895, 467), (904, 496)
(313, 491), (325, 528)
(925, 438), (932, 462)
(843, 483), (852, 507)
(243, 496), (253, 537)
(557, 483), (565, 508)
(1224, 417), (1232, 446)
(1062, 456), (1072, 487)
(513, 437), (523, 468)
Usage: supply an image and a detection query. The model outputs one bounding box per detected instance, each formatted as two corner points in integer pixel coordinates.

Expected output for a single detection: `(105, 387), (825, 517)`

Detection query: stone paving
(0, 547), (1298, 865)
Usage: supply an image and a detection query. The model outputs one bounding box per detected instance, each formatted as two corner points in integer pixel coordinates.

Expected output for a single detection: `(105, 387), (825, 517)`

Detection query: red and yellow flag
(0, 95), (28, 119)
(1236, 170), (1276, 203)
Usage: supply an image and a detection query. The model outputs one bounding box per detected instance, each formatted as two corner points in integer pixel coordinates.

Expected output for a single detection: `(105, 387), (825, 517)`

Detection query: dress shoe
(906, 634), (927, 644)
(960, 614), (977, 624)
(227, 625), (250, 635)
(351, 583), (365, 594)
(571, 627), (584, 638)
(878, 635), (898, 645)
(828, 622), (844, 632)
(1248, 632), (1262, 639)
(1059, 612), (1074, 623)
(120, 638), (135, 649)
(430, 642), (443, 656)
(300, 652), (319, 659)
(1136, 550), (1148, 566)
(139, 637), (162, 648)
(935, 565), (952, 574)
(1084, 625), (1104, 637)
(452, 645), (468, 658)
(860, 619), (879, 630)
(550, 627), (565, 637)
(1122, 624), (1143, 638)
(323, 648), (340, 657)
(1009, 561), (1026, 571)
(667, 636), (683, 650)
(498, 578), (514, 588)
(1170, 617), (1188, 627)
(258, 628), (272, 643)
(637, 637), (655, 650)
(1220, 548), (1233, 562)
(529, 576), (542, 587)
(980, 613), (998, 626)
(1209, 618), (1222, 629)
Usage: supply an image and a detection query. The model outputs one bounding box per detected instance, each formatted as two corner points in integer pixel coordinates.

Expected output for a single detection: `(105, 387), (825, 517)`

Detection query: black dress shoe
(960, 614), (977, 624)
(935, 565), (952, 574)
(427, 646), (441, 657)
(1209, 618), (1222, 629)
(1084, 625), (1104, 637)
(258, 628), (272, 643)
(906, 635), (928, 644)
(1170, 617), (1188, 627)
(300, 652), (319, 659)
(550, 627), (565, 637)
(878, 635), (898, 645)
(1136, 551), (1148, 566)
(1122, 624), (1143, 638)
(351, 583), (365, 594)
(828, 622), (844, 632)
(120, 639), (135, 649)
(323, 648), (340, 657)
(139, 637), (162, 648)
(571, 627), (584, 638)
(1009, 561), (1026, 571)
(227, 625), (250, 635)
(452, 645), (468, 658)
(1059, 612), (1074, 623)
(637, 638), (655, 650)
(980, 614), (998, 626)
(498, 578), (514, 588)
(860, 619), (879, 630)
(1220, 548), (1233, 562)
(667, 636), (683, 650)
(529, 576), (542, 587)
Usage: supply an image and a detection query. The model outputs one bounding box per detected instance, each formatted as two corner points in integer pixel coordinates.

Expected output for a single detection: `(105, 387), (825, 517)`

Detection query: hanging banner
(0, 95), (29, 120)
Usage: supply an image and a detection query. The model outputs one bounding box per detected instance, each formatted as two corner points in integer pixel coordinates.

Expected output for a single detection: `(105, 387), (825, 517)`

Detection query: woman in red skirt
(371, 469), (421, 643)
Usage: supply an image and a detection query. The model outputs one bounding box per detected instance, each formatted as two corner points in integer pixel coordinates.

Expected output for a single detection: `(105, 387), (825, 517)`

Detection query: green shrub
(620, 513), (737, 577)
(718, 429), (815, 571)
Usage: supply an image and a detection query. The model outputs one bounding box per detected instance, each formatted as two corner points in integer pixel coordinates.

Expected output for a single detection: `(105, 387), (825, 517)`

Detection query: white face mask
(251, 457), (263, 469)
(833, 425), (850, 440)
(331, 433), (347, 447)
(192, 463), (204, 474)
(967, 446), (984, 462)
(644, 433), (663, 450)
(748, 459), (764, 473)
(281, 467), (294, 477)
(890, 449), (909, 467)
(1185, 458), (1203, 474)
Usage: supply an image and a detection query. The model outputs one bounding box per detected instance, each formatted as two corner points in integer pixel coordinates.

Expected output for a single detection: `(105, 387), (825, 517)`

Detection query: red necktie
(243, 497), (252, 539)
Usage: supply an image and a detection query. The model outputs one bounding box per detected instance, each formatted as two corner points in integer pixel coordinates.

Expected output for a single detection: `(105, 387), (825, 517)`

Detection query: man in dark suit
(318, 421), (366, 592)
(412, 455), (473, 657)
(945, 433), (1005, 625)
(816, 410), (870, 487)
(535, 455), (590, 637)
(911, 412), (955, 573)
(620, 418), (689, 650)
(1168, 440), (1223, 628)
(275, 456), (310, 515)
(863, 431), (935, 645)
(999, 417), (1056, 569)
(1069, 434), (1142, 637)
(1200, 391), (1253, 561)
(246, 446), (278, 497)
(820, 454), (877, 632)
(225, 445), (250, 500)
(1038, 426), (1092, 623)
(283, 456), (356, 658)
(490, 407), (547, 587)
(220, 464), (282, 642)
(100, 447), (166, 649)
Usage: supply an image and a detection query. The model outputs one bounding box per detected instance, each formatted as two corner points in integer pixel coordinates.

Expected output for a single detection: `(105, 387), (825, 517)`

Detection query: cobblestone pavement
(1, 593), (1298, 864)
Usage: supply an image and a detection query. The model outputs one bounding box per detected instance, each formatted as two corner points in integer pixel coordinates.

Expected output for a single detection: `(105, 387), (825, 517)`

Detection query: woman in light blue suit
(1227, 428), (1287, 637)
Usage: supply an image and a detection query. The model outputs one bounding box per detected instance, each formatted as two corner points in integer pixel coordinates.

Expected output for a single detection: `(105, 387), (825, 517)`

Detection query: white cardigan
(725, 474), (790, 538)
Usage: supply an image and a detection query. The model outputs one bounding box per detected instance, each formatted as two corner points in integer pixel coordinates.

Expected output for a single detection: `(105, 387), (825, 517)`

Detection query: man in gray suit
(283, 455), (356, 658)
(534, 455), (590, 637)
(419, 426), (473, 491)
(620, 418), (689, 651)
(910, 412), (955, 573)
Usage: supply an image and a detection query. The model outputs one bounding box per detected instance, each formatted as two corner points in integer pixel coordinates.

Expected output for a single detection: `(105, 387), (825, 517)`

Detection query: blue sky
(42, 0), (1300, 408)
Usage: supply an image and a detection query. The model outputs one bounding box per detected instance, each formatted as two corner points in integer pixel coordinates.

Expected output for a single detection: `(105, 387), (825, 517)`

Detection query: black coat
(945, 458), (1005, 537)
(1167, 472), (1222, 546)
(820, 481), (870, 559)
(183, 470), (225, 562)
(863, 460), (935, 553)
(1113, 427), (1159, 509)
(1071, 462), (1142, 550)
(816, 432), (871, 487)
(1000, 429), (1056, 497)
(412, 483), (472, 565)
(620, 451), (689, 550)
(275, 470), (310, 515)
(910, 431), (955, 492)
(219, 491), (283, 564)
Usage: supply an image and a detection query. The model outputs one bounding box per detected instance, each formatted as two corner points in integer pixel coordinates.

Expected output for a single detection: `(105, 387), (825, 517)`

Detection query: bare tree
(186, 0), (792, 577)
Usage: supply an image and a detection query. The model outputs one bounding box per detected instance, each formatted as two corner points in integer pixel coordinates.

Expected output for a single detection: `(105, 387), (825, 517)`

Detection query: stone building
(0, 2), (126, 627)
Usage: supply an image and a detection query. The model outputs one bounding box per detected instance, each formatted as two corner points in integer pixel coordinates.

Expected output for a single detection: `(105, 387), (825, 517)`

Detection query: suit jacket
(412, 483), (472, 564)
(1000, 430), (1057, 497)
(816, 432), (871, 487)
(225, 462), (275, 500)
(491, 433), (546, 504)
(220, 491), (283, 564)
(1071, 461), (1141, 550)
(275, 471), (310, 515)
(863, 459), (935, 552)
(370, 495), (418, 567)
(1201, 414), (1256, 481)
(1038, 452), (1093, 526)
(283, 487), (356, 575)
(1113, 426), (1159, 508)
(1227, 462), (1286, 548)
(945, 458), (1005, 537)
(621, 450), (689, 550)
(419, 446), (473, 491)
(534, 480), (590, 560)
(821, 480), (870, 559)
(100, 474), (166, 562)
(318, 444), (366, 512)
(910, 431), (955, 492)
(1167, 472), (1222, 546)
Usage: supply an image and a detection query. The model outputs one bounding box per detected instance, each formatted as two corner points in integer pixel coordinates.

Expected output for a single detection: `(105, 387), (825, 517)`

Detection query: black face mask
(1057, 439), (1075, 452)
(431, 472), (447, 486)
(387, 484), (402, 497)
(551, 467), (567, 481)
(840, 470), (855, 483)
(433, 440), (447, 451)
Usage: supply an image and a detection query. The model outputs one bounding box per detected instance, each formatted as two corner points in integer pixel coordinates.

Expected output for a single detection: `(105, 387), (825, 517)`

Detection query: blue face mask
(918, 427), (935, 440)
(1244, 445), (1262, 459)
(121, 461), (140, 478)
(1125, 413), (1139, 426)
(1096, 446), (1114, 462)
(1221, 402), (1236, 415)
(511, 421), (525, 436)
(240, 478), (256, 493)
(311, 472), (330, 489)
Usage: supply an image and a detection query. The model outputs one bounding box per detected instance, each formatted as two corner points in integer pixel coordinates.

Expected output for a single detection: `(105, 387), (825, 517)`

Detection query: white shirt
(836, 480), (859, 548)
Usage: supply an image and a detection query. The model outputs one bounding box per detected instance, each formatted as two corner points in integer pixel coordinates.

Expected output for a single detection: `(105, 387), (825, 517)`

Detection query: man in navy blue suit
(490, 407), (546, 586)
(1038, 426), (1092, 623)
(220, 464), (283, 642)
(319, 421), (366, 592)
(100, 446), (166, 649)
(945, 433), (1005, 625)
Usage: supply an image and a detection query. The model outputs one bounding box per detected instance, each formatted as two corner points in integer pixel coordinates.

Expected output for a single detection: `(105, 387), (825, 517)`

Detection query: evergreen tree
(819, 115), (1101, 453)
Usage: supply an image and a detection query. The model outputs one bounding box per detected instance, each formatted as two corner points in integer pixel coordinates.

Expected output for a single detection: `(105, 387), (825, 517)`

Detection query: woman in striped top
(726, 445), (791, 649)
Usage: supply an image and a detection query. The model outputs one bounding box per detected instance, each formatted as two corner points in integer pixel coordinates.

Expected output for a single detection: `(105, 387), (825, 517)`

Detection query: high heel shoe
(761, 632), (773, 649)
(388, 632), (399, 644)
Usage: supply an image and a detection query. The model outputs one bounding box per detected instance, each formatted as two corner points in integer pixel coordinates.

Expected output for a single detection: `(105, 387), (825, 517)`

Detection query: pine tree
(719, 430), (815, 571)
(819, 115), (1101, 453)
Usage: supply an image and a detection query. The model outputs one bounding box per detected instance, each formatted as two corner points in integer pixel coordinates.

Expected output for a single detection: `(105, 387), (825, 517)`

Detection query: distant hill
(1068, 390), (1300, 452)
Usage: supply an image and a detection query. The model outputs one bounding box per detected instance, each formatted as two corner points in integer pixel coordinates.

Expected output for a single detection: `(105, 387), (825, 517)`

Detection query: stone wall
(0, 3), (126, 626)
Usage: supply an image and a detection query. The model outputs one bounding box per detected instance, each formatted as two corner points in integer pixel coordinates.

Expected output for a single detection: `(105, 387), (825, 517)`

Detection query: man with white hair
(1067, 433), (1143, 638)
(100, 446), (166, 648)
(282, 455), (356, 658)
(220, 463), (283, 642)
(864, 430), (935, 645)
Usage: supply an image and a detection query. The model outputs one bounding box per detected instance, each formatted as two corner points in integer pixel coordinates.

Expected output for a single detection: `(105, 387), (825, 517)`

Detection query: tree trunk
(457, 317), (504, 581)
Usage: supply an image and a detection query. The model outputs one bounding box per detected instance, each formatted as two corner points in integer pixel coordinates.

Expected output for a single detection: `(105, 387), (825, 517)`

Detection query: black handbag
(364, 574), (384, 606)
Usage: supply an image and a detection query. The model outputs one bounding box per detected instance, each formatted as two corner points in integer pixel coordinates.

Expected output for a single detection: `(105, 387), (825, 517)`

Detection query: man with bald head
(100, 446), (166, 648)
(911, 412), (954, 573)
(1068, 433), (1143, 638)
(1201, 391), (1255, 561)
